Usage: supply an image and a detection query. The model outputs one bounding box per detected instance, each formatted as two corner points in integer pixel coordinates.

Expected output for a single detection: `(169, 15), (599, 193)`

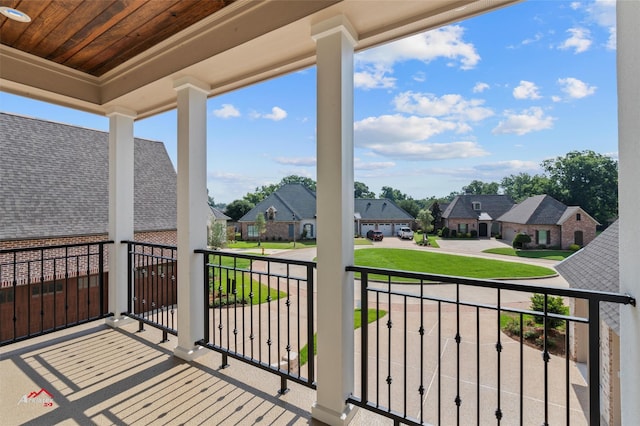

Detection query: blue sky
(1, 0), (618, 205)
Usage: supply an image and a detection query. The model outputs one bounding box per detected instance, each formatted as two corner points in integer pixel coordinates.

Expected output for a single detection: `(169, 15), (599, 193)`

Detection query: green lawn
(208, 254), (285, 305)
(482, 247), (573, 261)
(226, 240), (317, 249)
(299, 308), (387, 366)
(413, 233), (440, 248)
(354, 248), (556, 280)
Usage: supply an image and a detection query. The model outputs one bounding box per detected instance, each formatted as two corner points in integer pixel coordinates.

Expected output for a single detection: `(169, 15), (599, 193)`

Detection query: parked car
(366, 230), (384, 241)
(397, 226), (414, 240)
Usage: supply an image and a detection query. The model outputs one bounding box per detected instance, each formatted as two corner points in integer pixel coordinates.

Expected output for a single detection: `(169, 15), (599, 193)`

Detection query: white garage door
(378, 223), (393, 236)
(361, 223), (376, 235)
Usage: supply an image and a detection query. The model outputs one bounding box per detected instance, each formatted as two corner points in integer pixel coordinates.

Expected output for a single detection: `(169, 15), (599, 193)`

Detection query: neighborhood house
(238, 184), (415, 241)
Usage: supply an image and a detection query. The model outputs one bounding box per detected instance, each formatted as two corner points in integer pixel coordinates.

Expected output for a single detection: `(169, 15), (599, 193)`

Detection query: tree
(429, 201), (443, 230)
(255, 213), (266, 246)
(397, 199), (420, 218)
(416, 209), (434, 244)
(380, 186), (408, 202)
(208, 220), (227, 249)
(462, 180), (500, 195)
(541, 150), (618, 224)
(280, 175), (316, 192)
(224, 199), (254, 221)
(500, 173), (552, 203)
(354, 181), (375, 198)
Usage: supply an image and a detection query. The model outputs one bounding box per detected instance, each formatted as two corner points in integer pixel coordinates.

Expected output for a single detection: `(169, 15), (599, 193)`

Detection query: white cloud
(492, 107), (555, 135)
(586, 0), (616, 50)
(474, 160), (540, 173)
(364, 141), (489, 161)
(513, 81), (542, 100)
(354, 25), (479, 90)
(521, 32), (543, 46)
(392, 92), (494, 122)
(557, 77), (597, 99)
(212, 104), (240, 118)
(354, 158), (396, 170)
(263, 106), (287, 121)
(570, 2), (581, 11)
(559, 27), (592, 53)
(354, 65), (396, 90)
(473, 82), (490, 93)
(274, 157), (316, 166)
(354, 114), (458, 145)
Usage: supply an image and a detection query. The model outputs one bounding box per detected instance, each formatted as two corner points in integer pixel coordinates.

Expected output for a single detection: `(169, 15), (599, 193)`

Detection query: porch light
(0, 6), (31, 22)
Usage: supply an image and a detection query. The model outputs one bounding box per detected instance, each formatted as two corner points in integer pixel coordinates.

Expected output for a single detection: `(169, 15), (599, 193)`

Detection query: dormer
(472, 201), (481, 211)
(266, 206), (277, 220)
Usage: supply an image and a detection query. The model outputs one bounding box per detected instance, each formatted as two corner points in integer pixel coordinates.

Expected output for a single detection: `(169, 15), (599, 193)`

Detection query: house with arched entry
(497, 194), (598, 249)
(441, 194), (515, 237)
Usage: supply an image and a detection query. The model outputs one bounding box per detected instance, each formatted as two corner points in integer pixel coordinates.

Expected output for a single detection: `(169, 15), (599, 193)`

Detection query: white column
(617, 1), (640, 423)
(173, 76), (209, 360)
(105, 107), (136, 327)
(311, 16), (358, 426)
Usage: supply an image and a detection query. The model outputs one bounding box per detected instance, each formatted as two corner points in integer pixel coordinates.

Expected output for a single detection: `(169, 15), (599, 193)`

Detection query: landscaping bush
(441, 227), (450, 238)
(512, 233), (531, 249)
(470, 229), (478, 238)
(530, 293), (569, 328)
(569, 244), (581, 251)
(450, 229), (457, 237)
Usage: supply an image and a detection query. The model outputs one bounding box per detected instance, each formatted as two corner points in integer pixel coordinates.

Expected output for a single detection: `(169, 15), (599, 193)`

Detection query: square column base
(174, 345), (206, 362)
(311, 402), (357, 426)
(105, 316), (133, 329)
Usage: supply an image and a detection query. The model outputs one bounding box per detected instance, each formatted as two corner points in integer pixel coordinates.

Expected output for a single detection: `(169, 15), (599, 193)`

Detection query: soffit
(0, 0), (521, 119)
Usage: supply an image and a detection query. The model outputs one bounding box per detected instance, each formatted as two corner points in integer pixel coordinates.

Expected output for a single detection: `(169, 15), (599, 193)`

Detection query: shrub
(450, 230), (457, 237)
(569, 244), (581, 251)
(470, 229), (478, 238)
(530, 293), (569, 329)
(513, 233), (531, 249)
(441, 227), (450, 238)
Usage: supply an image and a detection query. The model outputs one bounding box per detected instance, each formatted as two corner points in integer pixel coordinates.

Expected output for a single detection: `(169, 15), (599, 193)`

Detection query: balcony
(1, 241), (633, 425)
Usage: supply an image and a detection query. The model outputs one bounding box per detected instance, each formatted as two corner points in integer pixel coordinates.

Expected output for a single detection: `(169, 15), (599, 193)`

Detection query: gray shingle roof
(442, 194), (514, 220)
(354, 198), (414, 220)
(1, 112), (177, 240)
(238, 185), (415, 222)
(210, 206), (231, 220)
(238, 184), (317, 222)
(497, 194), (567, 224)
(556, 220), (620, 333)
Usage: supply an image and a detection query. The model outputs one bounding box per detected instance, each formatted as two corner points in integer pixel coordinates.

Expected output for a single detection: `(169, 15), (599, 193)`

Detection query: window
(458, 223), (468, 234)
(32, 281), (64, 297)
(247, 225), (258, 237)
(472, 202), (481, 211)
(267, 206), (276, 220)
(0, 288), (14, 304)
(536, 230), (550, 245)
(576, 213), (581, 221)
(78, 276), (98, 289)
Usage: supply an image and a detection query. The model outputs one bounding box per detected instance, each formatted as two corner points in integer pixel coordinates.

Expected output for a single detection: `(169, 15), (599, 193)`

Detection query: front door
(479, 223), (488, 237)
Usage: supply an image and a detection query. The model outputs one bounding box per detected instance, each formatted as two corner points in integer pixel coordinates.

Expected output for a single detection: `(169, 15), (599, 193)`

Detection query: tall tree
(541, 150), (618, 224)
(462, 180), (500, 195)
(224, 199), (254, 221)
(380, 186), (408, 201)
(255, 213), (267, 246)
(500, 173), (552, 202)
(397, 199), (420, 218)
(429, 201), (443, 230)
(416, 209), (434, 243)
(354, 181), (375, 198)
(280, 175), (316, 192)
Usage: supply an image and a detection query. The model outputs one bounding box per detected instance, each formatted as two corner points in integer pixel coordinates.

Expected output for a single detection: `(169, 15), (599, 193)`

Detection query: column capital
(105, 106), (137, 119)
(173, 76), (210, 94)
(311, 15), (358, 46)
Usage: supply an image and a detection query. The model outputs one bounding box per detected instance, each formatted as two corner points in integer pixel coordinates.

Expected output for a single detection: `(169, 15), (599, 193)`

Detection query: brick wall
(500, 223), (562, 248)
(559, 212), (597, 248)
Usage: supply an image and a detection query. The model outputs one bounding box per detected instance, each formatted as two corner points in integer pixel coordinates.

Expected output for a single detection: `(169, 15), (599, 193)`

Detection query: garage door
(361, 223), (376, 235)
(378, 223), (392, 236)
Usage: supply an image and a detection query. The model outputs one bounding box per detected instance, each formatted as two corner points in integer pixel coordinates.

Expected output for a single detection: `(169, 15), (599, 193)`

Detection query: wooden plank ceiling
(0, 0), (234, 77)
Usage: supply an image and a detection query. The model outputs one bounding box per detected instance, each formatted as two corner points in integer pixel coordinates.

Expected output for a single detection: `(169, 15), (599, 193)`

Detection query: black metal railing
(0, 241), (112, 346)
(195, 249), (316, 393)
(123, 241), (177, 341)
(346, 265), (635, 426)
